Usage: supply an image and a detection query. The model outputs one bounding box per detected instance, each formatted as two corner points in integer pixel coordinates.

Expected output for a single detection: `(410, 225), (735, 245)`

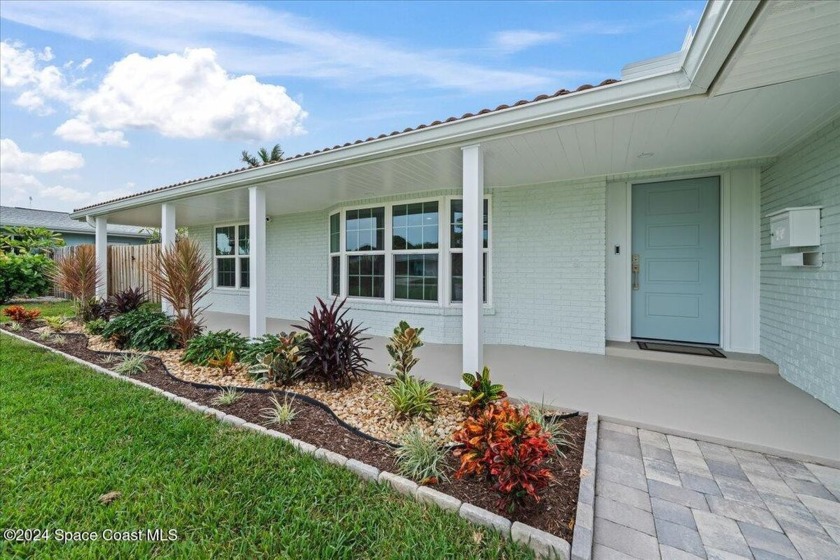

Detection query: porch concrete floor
(204, 311), (840, 465)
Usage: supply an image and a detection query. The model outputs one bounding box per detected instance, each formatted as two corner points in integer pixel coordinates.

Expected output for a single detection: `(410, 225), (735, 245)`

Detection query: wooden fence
(51, 244), (161, 302)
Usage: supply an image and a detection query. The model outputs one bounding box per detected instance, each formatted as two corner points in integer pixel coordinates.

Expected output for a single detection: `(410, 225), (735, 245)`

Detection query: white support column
(94, 216), (108, 299)
(461, 144), (484, 376)
(160, 203), (177, 315)
(249, 186), (267, 339)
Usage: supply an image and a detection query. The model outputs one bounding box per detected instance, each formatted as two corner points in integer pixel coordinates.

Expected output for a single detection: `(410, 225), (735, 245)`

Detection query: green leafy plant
(395, 427), (449, 484)
(248, 332), (307, 385)
(84, 318), (108, 336)
(293, 297), (371, 389)
(8, 321), (22, 332)
(460, 367), (507, 412)
(3, 305), (41, 326)
(528, 401), (573, 458)
(240, 333), (282, 365)
(259, 394), (298, 426)
(387, 375), (438, 419)
(208, 350), (237, 376)
(212, 387), (242, 406)
(241, 144), (283, 167)
(0, 252), (55, 303)
(147, 238), (212, 347)
(386, 321), (424, 381)
(44, 316), (69, 332)
(50, 245), (100, 320)
(106, 287), (147, 316)
(38, 329), (54, 342)
(114, 354), (147, 376)
(1, 225), (65, 254)
(183, 330), (249, 366)
(101, 308), (177, 351)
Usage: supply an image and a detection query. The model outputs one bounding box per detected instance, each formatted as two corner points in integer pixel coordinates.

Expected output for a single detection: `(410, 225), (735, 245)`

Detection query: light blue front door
(631, 177), (720, 344)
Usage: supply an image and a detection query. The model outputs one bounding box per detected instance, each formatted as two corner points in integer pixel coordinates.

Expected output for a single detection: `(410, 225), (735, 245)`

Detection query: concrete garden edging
(570, 412), (599, 560)
(3, 329), (581, 560)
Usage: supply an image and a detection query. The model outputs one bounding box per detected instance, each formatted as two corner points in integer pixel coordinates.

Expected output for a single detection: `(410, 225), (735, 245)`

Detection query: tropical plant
(386, 321), (424, 381)
(182, 329), (249, 366)
(260, 393), (298, 426)
(395, 427), (449, 484)
(1, 225), (65, 254)
(147, 238), (212, 347)
(241, 144), (283, 167)
(247, 331), (307, 385)
(293, 297), (371, 389)
(44, 316), (69, 332)
(212, 387), (243, 406)
(460, 367), (507, 412)
(528, 401), (573, 458)
(114, 354), (147, 376)
(38, 329), (54, 342)
(107, 287), (147, 315)
(85, 298), (111, 321)
(139, 226), (188, 244)
(84, 318), (108, 336)
(8, 321), (22, 332)
(0, 252), (54, 303)
(50, 245), (100, 320)
(452, 400), (555, 512)
(387, 375), (438, 419)
(207, 349), (237, 376)
(3, 305), (41, 326)
(240, 333), (283, 365)
(101, 308), (177, 351)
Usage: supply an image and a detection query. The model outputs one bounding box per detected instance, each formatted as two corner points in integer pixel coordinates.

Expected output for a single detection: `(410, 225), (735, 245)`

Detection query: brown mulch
(4, 324), (587, 542)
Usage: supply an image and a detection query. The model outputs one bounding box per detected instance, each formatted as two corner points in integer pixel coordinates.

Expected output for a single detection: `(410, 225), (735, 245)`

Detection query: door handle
(632, 254), (640, 291)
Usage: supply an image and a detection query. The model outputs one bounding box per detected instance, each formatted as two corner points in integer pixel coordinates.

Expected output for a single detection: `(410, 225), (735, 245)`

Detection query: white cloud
(0, 41), (78, 115)
(0, 168), (136, 212)
(493, 30), (562, 53)
(78, 58), (92, 70)
(0, 138), (84, 173)
(54, 119), (128, 147)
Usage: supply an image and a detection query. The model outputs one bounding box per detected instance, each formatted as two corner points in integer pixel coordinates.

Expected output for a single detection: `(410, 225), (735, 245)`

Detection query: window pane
(394, 254), (438, 302)
(329, 213), (340, 253)
(393, 201), (438, 250)
(450, 253), (487, 303)
(347, 255), (385, 298)
(450, 199), (488, 249)
(240, 257), (250, 288)
(238, 225), (250, 255)
(217, 258), (236, 287)
(331, 256), (340, 295)
(215, 226), (235, 256)
(345, 207), (384, 251)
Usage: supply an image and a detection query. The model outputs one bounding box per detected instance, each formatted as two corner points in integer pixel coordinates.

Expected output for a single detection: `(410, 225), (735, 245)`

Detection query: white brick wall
(760, 117), (840, 412)
(195, 180), (607, 354)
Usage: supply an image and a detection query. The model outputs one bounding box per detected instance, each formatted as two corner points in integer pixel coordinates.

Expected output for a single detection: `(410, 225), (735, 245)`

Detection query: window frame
(213, 222), (250, 291)
(328, 195), (492, 308)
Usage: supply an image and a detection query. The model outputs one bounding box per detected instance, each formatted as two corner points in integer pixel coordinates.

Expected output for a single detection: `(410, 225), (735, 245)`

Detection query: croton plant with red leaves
(2, 305), (41, 325)
(452, 400), (555, 512)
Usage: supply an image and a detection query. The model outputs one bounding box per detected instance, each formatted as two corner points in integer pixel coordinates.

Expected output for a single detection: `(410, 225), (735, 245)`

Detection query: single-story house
(70, 0), (839, 460)
(1, 206), (150, 246)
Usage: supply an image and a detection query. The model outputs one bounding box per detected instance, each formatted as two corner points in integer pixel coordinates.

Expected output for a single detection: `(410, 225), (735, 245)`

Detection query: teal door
(631, 177), (720, 344)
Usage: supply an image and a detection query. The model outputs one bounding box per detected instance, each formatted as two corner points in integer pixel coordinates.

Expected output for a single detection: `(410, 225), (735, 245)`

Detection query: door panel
(631, 177), (720, 344)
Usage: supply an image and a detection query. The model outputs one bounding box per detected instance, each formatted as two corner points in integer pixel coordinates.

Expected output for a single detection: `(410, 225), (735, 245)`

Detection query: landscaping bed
(4, 321), (587, 542)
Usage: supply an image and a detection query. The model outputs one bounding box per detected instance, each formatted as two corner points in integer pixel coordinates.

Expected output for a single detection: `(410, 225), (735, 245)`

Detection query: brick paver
(593, 421), (840, 559)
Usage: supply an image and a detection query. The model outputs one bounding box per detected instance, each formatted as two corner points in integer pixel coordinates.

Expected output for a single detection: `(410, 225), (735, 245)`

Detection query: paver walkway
(592, 421), (840, 560)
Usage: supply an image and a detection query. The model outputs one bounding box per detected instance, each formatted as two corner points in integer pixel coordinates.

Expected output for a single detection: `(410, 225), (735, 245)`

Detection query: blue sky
(0, 0), (704, 213)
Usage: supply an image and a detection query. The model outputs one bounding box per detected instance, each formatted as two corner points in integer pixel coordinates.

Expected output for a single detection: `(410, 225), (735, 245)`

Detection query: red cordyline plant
(50, 244), (100, 320)
(3, 305), (41, 325)
(293, 297), (371, 389)
(452, 400), (555, 512)
(147, 238), (212, 348)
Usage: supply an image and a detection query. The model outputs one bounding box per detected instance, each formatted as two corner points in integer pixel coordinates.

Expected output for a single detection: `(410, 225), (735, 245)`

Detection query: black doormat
(637, 341), (726, 358)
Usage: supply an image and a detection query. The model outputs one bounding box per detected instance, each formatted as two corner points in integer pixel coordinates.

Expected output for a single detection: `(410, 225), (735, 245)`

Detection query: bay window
(215, 224), (250, 289)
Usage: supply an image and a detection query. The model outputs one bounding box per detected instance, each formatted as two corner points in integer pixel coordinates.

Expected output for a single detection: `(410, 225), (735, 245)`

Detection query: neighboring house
(0, 206), (150, 246)
(70, 1), (840, 414)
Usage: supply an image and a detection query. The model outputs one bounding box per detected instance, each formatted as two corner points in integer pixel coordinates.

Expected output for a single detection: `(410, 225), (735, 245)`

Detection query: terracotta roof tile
(74, 78), (619, 213)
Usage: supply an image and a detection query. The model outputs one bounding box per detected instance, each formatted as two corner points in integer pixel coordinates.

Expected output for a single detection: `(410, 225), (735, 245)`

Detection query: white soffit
(714, 0), (840, 95)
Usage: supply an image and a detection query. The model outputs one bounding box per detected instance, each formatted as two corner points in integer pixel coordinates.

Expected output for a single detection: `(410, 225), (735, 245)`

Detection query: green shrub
(0, 252), (54, 303)
(212, 387), (243, 406)
(102, 309), (177, 351)
(114, 354), (147, 376)
(182, 329), (249, 366)
(84, 318), (107, 336)
(395, 427), (449, 483)
(44, 316), (69, 332)
(260, 394), (298, 426)
(386, 375), (438, 419)
(248, 332), (307, 385)
(386, 321), (424, 381)
(240, 333), (283, 365)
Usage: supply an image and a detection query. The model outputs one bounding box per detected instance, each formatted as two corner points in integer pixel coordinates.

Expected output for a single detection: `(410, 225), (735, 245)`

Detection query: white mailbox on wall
(767, 206), (821, 249)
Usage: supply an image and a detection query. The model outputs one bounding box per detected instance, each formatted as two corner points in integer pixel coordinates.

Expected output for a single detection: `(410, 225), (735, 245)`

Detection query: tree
(241, 144), (283, 167)
(140, 226), (189, 244)
(0, 226), (65, 255)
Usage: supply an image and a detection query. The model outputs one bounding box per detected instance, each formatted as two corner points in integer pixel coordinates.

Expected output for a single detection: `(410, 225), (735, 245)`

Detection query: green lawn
(0, 334), (531, 559)
(0, 300), (76, 323)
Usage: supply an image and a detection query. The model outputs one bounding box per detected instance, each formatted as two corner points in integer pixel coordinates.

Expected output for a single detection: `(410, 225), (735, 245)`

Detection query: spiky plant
(259, 394), (297, 426)
(106, 287), (147, 315)
(51, 245), (100, 320)
(147, 238), (212, 348)
(44, 316), (69, 332)
(8, 321), (22, 332)
(395, 427), (449, 484)
(241, 144), (283, 167)
(114, 354), (147, 376)
(212, 387), (242, 406)
(38, 329), (53, 342)
(528, 400), (573, 458)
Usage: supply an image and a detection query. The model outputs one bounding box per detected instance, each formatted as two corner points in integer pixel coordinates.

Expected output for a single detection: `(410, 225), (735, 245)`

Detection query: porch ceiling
(104, 70), (839, 228)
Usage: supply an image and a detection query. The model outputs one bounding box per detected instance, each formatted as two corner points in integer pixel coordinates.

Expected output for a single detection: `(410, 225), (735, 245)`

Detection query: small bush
(386, 321), (424, 381)
(460, 366), (507, 412)
(0, 252), (54, 303)
(38, 329), (54, 342)
(293, 297), (371, 389)
(212, 387), (242, 406)
(8, 321), (22, 332)
(107, 287), (147, 315)
(260, 394), (298, 426)
(207, 350), (236, 376)
(240, 333), (283, 365)
(396, 427), (449, 484)
(101, 309), (177, 351)
(528, 401), (573, 458)
(84, 318), (108, 336)
(248, 332), (307, 386)
(44, 316), (69, 332)
(84, 298), (111, 322)
(183, 330), (249, 366)
(114, 354), (147, 376)
(387, 376), (438, 419)
(3, 305), (41, 326)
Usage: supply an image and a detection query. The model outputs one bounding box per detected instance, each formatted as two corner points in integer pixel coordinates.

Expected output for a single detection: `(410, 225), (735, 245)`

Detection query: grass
(0, 334), (532, 559)
(0, 300), (76, 324)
